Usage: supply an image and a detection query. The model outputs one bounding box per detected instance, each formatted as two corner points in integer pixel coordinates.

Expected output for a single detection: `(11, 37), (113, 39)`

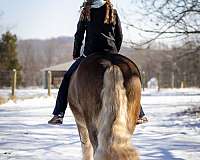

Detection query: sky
(0, 0), (81, 39)
(0, 0), (135, 40)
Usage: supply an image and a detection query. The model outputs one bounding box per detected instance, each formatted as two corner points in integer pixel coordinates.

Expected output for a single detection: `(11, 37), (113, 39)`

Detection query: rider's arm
(114, 11), (123, 52)
(73, 19), (86, 59)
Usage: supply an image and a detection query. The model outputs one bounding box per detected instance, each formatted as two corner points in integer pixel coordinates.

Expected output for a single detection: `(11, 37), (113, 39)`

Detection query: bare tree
(18, 42), (39, 86)
(123, 0), (200, 46)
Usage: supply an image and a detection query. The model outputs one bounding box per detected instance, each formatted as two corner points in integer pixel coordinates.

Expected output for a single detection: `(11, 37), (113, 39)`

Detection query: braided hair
(80, 1), (91, 21)
(79, 0), (116, 24)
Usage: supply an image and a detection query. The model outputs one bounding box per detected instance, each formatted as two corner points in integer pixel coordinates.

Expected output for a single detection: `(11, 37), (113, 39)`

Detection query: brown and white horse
(68, 53), (141, 160)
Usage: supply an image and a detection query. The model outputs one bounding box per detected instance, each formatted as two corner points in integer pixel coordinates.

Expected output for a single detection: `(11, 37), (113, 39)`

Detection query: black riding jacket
(73, 4), (123, 58)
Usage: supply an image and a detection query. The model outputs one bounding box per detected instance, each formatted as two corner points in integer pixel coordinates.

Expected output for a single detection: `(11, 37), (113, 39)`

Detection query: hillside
(16, 36), (200, 87)
(17, 37), (74, 86)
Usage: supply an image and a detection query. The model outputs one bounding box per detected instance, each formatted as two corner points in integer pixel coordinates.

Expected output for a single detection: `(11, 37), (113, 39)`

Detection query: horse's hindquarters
(68, 53), (141, 160)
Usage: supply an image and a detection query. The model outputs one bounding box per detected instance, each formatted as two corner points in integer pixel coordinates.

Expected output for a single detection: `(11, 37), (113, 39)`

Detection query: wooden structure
(42, 61), (74, 88)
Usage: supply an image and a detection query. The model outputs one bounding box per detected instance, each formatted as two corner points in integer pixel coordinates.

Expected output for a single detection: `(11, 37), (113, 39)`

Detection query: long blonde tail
(95, 65), (139, 160)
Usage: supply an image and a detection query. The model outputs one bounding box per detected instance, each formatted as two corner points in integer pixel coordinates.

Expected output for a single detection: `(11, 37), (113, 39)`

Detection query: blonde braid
(104, 0), (116, 24)
(104, 1), (110, 24)
(80, 0), (116, 24)
(80, 1), (91, 21)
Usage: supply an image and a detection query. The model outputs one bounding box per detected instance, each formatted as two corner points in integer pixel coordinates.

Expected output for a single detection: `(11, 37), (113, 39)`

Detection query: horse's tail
(95, 64), (140, 160)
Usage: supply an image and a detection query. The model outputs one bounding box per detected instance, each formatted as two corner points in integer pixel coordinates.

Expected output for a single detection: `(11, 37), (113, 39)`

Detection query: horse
(68, 53), (141, 160)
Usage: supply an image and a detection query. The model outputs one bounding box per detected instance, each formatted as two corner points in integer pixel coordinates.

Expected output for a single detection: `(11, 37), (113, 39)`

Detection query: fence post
(183, 72), (186, 88)
(142, 71), (145, 91)
(11, 69), (17, 100)
(157, 73), (160, 92)
(171, 72), (175, 89)
(47, 71), (52, 96)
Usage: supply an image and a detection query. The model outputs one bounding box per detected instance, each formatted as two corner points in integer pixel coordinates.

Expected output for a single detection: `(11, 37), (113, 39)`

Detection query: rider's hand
(73, 53), (80, 60)
(73, 57), (79, 60)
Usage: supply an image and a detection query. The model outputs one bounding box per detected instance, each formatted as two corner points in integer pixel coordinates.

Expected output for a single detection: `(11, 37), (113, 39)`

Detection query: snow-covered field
(0, 88), (200, 160)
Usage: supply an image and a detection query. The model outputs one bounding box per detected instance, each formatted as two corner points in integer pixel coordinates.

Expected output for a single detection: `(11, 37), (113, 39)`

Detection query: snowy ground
(0, 88), (200, 160)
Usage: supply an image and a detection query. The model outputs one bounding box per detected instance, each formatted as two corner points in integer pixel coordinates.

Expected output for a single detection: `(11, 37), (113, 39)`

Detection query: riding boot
(137, 105), (148, 125)
(48, 115), (63, 125)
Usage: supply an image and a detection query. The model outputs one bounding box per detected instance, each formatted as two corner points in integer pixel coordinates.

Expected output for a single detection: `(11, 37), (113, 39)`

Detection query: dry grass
(0, 97), (6, 105)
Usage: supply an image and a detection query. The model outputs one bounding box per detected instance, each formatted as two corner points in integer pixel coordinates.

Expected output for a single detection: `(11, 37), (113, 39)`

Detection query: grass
(0, 96), (6, 105)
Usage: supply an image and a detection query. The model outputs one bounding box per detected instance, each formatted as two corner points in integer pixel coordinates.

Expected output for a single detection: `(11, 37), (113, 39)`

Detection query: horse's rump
(68, 53), (141, 160)
(69, 53), (141, 122)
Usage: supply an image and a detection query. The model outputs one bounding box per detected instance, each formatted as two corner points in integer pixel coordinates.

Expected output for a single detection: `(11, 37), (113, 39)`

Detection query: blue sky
(0, 0), (84, 39)
(0, 0), (141, 40)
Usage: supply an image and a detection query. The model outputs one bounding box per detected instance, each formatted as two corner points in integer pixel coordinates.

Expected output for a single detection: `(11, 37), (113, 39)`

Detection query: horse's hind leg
(76, 122), (94, 160)
(69, 103), (93, 160)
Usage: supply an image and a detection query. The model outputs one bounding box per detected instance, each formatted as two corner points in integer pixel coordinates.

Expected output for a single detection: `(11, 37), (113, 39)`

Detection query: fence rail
(0, 69), (52, 98)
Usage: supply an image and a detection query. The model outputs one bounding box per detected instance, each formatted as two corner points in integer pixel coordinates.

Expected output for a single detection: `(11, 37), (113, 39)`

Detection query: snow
(0, 88), (200, 160)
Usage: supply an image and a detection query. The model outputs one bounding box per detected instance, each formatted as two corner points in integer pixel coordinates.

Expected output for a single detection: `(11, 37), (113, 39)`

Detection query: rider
(48, 0), (147, 125)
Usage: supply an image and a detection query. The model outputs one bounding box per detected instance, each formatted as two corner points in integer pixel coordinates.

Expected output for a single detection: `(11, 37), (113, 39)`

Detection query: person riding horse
(48, 0), (147, 125)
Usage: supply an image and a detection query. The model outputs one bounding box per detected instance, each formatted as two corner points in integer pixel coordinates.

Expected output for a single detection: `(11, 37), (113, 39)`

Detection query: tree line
(0, 31), (199, 88)
(0, 0), (199, 88)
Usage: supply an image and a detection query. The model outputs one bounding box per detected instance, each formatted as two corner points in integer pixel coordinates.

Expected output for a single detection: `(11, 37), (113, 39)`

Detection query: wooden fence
(0, 69), (53, 99)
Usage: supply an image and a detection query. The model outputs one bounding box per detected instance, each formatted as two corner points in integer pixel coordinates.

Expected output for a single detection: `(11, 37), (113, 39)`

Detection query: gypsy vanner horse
(68, 53), (141, 160)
